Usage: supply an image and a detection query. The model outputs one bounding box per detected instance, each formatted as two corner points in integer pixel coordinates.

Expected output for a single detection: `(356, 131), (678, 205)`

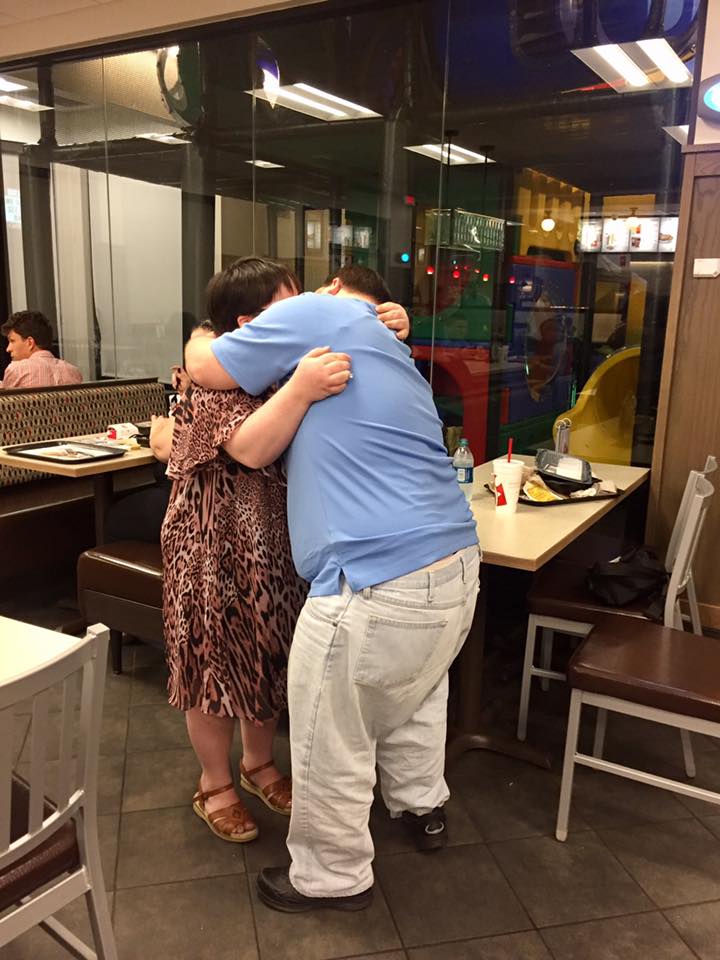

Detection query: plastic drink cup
(493, 458), (524, 514)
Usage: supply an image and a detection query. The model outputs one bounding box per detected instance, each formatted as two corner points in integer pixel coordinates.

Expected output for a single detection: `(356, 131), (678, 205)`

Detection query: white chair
(556, 476), (717, 841)
(0, 622), (117, 960)
(517, 456), (718, 769)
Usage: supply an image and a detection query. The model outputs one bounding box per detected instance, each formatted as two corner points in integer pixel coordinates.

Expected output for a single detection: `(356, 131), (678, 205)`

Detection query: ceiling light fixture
(636, 38), (691, 84)
(0, 77), (27, 93)
(404, 143), (495, 165)
(0, 95), (53, 112)
(595, 44), (650, 88)
(540, 213), (556, 232)
(245, 159), (285, 169)
(246, 83), (380, 122)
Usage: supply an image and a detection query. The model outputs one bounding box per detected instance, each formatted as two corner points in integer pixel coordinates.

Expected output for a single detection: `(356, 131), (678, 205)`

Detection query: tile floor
(6, 638), (720, 960)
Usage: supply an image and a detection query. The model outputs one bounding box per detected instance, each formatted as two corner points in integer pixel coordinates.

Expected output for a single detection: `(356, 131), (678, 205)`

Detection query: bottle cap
(459, 438), (469, 446)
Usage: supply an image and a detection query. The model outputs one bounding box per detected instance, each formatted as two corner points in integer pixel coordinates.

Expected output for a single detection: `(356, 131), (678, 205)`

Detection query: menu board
(602, 218), (630, 253)
(659, 216), (679, 253)
(579, 219), (602, 252)
(629, 216), (660, 252)
(578, 216), (678, 254)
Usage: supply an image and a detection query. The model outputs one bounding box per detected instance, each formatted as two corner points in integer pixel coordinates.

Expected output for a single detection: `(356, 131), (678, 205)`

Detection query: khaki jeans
(286, 545), (480, 897)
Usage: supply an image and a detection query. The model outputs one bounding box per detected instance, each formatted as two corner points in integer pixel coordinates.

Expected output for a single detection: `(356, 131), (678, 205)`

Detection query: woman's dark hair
(1, 310), (53, 349)
(323, 265), (392, 304)
(205, 257), (301, 335)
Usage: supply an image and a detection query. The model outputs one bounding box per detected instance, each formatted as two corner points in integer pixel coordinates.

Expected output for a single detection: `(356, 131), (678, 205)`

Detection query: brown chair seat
(569, 616), (720, 724)
(77, 541), (163, 608)
(0, 779), (80, 914)
(528, 559), (650, 622)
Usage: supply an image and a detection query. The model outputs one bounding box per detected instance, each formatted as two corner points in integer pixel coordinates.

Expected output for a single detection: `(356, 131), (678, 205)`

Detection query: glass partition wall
(0, 0), (698, 467)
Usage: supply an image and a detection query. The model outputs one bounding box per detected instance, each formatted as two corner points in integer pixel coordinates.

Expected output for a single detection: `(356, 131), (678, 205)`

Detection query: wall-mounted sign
(602, 217), (630, 253)
(698, 74), (720, 123)
(4, 188), (20, 226)
(426, 209), (505, 251)
(579, 219), (602, 252)
(578, 216), (677, 254)
(658, 216), (679, 253)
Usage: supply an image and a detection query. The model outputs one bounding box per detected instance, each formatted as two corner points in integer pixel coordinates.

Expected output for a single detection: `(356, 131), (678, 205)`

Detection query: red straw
(507, 437), (513, 463)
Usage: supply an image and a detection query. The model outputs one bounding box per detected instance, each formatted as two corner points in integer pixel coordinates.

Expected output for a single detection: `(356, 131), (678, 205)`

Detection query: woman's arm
(222, 347), (350, 469)
(149, 414), (176, 463)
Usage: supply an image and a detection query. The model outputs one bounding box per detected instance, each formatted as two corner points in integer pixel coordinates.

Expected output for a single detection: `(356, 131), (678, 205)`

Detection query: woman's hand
(376, 302), (410, 340)
(289, 346), (352, 404)
(149, 414), (175, 463)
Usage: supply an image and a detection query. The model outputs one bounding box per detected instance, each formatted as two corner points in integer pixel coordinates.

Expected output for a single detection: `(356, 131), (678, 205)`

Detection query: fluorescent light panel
(245, 159), (285, 169)
(0, 95), (52, 112)
(245, 83), (380, 122)
(637, 38), (691, 84)
(404, 143), (495, 165)
(0, 77), (27, 92)
(572, 40), (692, 93)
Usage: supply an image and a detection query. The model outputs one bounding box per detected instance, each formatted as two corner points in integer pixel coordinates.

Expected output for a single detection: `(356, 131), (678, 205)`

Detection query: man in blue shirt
(186, 264), (480, 912)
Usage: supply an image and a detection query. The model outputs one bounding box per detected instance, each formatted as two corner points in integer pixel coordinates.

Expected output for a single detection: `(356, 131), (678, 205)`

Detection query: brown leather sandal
(240, 761), (292, 816)
(192, 782), (259, 843)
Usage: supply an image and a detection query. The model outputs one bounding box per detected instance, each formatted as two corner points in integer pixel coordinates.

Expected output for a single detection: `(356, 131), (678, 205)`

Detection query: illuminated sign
(699, 74), (720, 122)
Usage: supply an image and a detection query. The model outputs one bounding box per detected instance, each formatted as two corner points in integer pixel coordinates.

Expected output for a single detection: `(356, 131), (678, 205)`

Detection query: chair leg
(556, 688), (582, 841)
(109, 631), (123, 675)
(593, 708), (608, 759)
(540, 628), (554, 691)
(517, 615), (538, 741)
(680, 729), (696, 779)
(687, 576), (703, 635)
(79, 811), (118, 960)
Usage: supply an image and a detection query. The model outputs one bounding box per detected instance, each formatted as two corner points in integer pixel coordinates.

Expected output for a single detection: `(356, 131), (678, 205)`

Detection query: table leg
(93, 474), (113, 544)
(446, 565), (552, 770)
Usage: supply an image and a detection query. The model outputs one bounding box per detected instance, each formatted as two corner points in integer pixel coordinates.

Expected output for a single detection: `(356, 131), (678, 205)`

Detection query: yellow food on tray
(523, 477), (564, 503)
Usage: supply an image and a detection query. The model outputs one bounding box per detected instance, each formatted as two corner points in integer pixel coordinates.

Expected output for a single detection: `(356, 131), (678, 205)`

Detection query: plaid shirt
(0, 350), (83, 389)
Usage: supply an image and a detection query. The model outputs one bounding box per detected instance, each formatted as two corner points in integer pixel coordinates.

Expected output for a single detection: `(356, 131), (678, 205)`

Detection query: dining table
(448, 453), (650, 768)
(0, 432), (157, 544)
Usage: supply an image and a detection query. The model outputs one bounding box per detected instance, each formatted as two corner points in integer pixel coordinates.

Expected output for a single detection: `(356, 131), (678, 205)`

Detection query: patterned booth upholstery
(0, 379), (166, 488)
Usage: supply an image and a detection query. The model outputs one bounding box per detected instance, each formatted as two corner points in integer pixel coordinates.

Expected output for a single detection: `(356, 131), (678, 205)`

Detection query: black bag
(586, 546), (668, 618)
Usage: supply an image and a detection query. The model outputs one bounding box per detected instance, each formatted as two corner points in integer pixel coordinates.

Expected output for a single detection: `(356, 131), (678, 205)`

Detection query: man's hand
(377, 302), (410, 341)
(288, 346), (352, 404)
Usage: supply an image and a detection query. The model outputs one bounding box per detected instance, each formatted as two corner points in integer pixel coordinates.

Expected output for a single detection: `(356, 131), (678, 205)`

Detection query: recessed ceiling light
(572, 41), (692, 93)
(595, 44), (650, 88)
(139, 132), (186, 144)
(245, 83), (380, 122)
(637, 38), (691, 85)
(404, 143), (495, 165)
(245, 159), (285, 169)
(0, 95), (53, 112)
(0, 77), (27, 93)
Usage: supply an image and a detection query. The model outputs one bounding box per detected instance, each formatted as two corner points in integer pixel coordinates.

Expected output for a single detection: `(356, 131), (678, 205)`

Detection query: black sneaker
(401, 806), (448, 852)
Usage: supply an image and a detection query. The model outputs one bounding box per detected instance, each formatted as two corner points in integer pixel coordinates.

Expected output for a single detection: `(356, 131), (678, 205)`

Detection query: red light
(404, 194), (416, 206)
(426, 265), (435, 276)
(464, 265), (470, 271)
(482, 273), (490, 282)
(452, 269), (461, 280)
(474, 268), (481, 274)
(508, 275), (516, 285)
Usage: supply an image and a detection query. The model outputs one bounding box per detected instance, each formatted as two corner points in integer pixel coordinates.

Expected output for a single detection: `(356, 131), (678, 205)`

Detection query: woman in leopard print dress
(157, 259), (351, 843)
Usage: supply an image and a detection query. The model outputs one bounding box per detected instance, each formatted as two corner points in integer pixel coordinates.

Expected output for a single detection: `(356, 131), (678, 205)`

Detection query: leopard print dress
(161, 385), (307, 722)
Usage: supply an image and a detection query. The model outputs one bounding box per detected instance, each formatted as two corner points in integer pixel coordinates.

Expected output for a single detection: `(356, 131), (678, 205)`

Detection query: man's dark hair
(1, 310), (53, 349)
(206, 257), (301, 335)
(324, 265), (392, 304)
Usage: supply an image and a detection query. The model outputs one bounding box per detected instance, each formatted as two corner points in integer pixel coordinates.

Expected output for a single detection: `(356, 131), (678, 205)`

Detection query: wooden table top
(0, 617), (86, 687)
(471, 455), (649, 571)
(0, 433), (157, 478)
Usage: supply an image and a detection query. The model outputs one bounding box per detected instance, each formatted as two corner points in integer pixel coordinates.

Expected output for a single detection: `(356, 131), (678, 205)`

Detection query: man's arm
(222, 347), (350, 468)
(184, 330), (239, 390)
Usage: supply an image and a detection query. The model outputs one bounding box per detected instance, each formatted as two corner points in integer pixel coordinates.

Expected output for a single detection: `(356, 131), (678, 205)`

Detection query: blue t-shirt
(212, 292), (478, 595)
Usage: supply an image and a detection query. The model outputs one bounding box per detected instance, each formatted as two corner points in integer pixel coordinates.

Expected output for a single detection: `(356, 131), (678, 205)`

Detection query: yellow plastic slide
(553, 347), (641, 465)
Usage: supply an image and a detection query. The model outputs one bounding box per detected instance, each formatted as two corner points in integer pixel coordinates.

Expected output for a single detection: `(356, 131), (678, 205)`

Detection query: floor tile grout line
(482, 831), (542, 931)
(372, 864), (410, 952)
(580, 822), (667, 911)
(661, 904), (712, 960)
(114, 868), (250, 893)
(242, 865), (263, 960)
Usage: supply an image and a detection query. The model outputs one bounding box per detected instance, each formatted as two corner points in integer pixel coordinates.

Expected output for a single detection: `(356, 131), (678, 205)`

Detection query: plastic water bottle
(453, 438), (474, 501)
